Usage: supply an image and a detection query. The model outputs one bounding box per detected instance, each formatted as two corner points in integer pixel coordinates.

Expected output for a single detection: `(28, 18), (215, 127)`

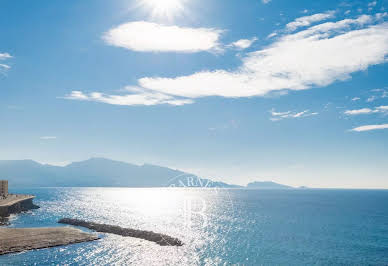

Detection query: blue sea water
(1, 188), (388, 265)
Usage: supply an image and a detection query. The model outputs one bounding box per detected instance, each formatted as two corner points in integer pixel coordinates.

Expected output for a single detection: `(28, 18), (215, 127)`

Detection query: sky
(1, 0), (388, 188)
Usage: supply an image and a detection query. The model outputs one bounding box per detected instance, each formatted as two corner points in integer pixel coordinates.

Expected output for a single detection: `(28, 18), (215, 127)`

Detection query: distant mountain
(0, 158), (240, 188)
(246, 181), (293, 189)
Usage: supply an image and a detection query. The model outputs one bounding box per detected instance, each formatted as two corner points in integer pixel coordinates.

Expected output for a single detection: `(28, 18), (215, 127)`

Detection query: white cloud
(351, 97), (360, 101)
(344, 108), (374, 115)
(0, 52), (12, 70)
(369, 1), (377, 7)
(351, 124), (388, 132)
(376, 12), (388, 20)
(137, 15), (388, 99)
(284, 15), (374, 41)
(40, 136), (57, 140)
(0, 53), (11, 60)
(229, 37), (257, 50)
(376, 105), (388, 111)
(367, 95), (377, 102)
(64, 88), (193, 106)
(366, 88), (388, 102)
(270, 109), (318, 121)
(368, 2), (377, 11)
(285, 11), (335, 32)
(0, 64), (10, 69)
(68, 13), (388, 106)
(345, 106), (388, 115)
(103, 21), (223, 53)
(261, 0), (271, 4)
(267, 32), (277, 39)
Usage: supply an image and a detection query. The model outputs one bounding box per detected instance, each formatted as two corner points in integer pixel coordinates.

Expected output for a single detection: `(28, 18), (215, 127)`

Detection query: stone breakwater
(58, 218), (184, 246)
(0, 195), (39, 218)
(0, 227), (99, 255)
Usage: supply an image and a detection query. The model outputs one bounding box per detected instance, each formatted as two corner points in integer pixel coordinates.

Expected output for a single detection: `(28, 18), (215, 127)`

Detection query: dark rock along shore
(58, 218), (183, 246)
(0, 195), (40, 225)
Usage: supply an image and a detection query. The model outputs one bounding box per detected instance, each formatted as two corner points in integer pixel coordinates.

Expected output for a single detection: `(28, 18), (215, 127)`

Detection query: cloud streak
(40, 136), (57, 140)
(270, 109), (318, 121)
(64, 88), (194, 106)
(345, 106), (388, 115)
(285, 11), (335, 32)
(0, 52), (12, 71)
(103, 21), (223, 53)
(351, 124), (388, 132)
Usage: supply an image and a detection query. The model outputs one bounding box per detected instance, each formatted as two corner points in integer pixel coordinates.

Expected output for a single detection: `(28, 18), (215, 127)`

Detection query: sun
(139, 0), (186, 19)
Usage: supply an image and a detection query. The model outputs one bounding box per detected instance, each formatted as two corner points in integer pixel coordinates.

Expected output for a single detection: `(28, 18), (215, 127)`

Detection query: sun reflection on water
(40, 187), (235, 265)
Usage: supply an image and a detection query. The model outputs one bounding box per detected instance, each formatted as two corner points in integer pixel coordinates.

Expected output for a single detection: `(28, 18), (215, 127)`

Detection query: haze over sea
(1, 187), (388, 265)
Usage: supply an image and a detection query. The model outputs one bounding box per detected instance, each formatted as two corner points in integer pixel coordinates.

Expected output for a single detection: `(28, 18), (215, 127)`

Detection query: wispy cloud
(64, 88), (193, 106)
(229, 37), (258, 50)
(345, 106), (388, 115)
(270, 109), (318, 121)
(0, 53), (11, 60)
(285, 11), (335, 32)
(40, 136), (57, 140)
(103, 21), (223, 53)
(369, 1), (377, 8)
(68, 12), (388, 106)
(0, 52), (12, 71)
(351, 97), (361, 101)
(351, 124), (388, 132)
(366, 88), (388, 102)
(261, 0), (271, 4)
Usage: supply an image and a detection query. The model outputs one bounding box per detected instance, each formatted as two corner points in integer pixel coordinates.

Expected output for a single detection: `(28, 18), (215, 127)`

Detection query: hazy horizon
(1, 157), (387, 189)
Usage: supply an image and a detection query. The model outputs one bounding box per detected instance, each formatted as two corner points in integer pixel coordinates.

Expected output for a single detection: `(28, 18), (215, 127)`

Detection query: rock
(0, 195), (39, 218)
(58, 218), (183, 246)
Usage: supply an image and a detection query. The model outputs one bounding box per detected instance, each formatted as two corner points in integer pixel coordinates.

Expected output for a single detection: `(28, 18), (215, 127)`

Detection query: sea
(1, 188), (388, 265)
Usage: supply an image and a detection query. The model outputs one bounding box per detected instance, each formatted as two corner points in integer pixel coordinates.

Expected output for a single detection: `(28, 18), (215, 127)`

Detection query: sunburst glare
(138, 0), (187, 19)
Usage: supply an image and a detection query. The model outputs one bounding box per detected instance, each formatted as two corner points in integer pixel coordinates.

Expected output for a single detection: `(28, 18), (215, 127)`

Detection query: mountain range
(0, 158), (293, 189)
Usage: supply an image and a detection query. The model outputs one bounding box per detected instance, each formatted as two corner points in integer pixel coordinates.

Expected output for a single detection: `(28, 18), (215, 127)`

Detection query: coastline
(0, 227), (99, 255)
(0, 194), (39, 218)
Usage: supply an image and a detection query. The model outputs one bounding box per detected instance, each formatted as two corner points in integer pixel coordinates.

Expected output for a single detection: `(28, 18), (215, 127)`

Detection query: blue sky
(1, 0), (388, 188)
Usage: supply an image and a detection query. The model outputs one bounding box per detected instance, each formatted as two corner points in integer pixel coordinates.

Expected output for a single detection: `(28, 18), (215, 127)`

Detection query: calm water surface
(1, 188), (388, 265)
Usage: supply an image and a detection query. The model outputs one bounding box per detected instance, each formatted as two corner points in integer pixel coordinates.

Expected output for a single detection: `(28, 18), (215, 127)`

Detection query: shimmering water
(1, 188), (388, 265)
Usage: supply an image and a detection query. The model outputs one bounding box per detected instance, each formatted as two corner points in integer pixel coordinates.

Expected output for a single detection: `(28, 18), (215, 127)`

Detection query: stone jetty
(58, 218), (183, 246)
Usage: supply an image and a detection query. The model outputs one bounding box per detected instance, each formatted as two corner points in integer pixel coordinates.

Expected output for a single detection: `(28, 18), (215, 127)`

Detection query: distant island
(0, 158), (295, 189)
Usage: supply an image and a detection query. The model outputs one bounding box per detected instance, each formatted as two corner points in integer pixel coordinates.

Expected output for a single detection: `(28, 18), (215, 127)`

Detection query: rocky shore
(0, 195), (39, 218)
(0, 227), (99, 255)
(58, 218), (183, 246)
